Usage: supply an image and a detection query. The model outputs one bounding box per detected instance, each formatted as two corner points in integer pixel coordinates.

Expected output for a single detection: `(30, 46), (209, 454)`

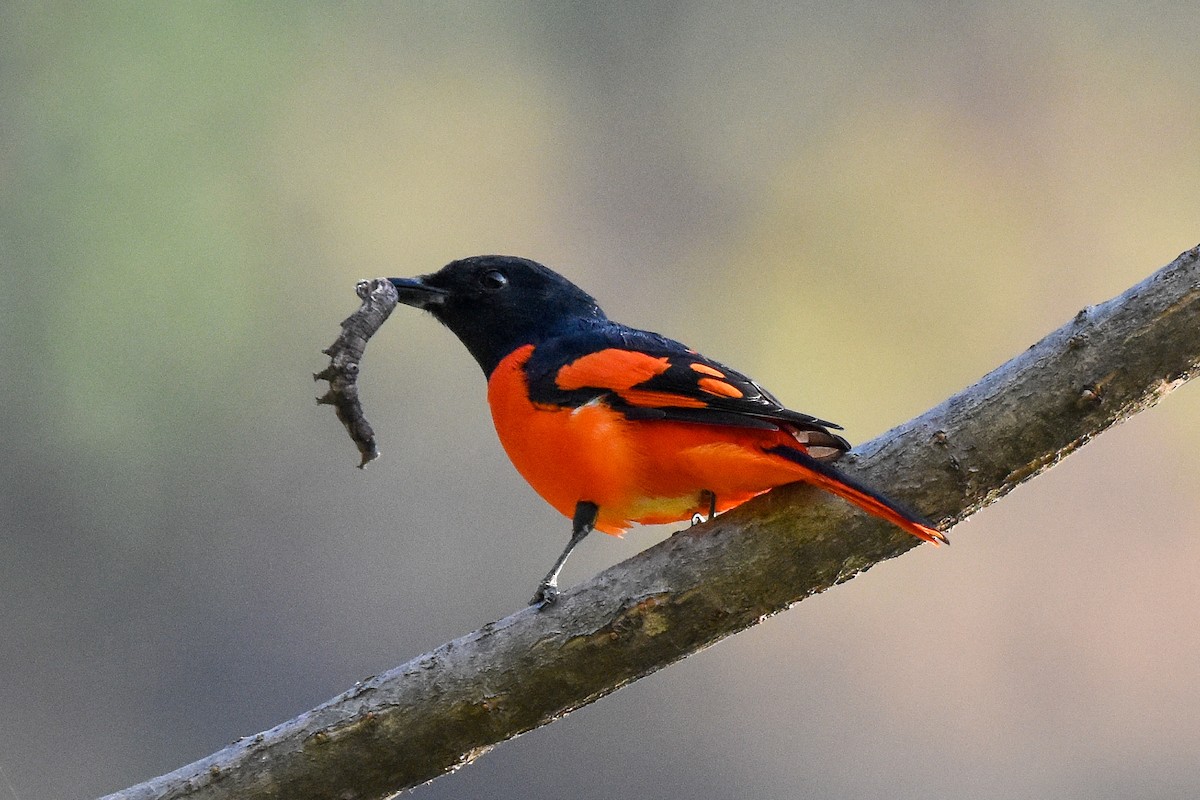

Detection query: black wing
(525, 322), (850, 451)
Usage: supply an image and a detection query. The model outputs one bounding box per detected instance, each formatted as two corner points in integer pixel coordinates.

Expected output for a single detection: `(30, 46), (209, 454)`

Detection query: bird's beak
(388, 276), (448, 309)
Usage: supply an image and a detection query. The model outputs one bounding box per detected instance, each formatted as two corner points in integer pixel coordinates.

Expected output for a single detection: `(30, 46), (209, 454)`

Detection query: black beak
(388, 277), (448, 309)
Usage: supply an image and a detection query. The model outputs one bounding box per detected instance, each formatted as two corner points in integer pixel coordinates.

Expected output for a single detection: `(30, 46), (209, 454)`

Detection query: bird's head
(390, 256), (607, 376)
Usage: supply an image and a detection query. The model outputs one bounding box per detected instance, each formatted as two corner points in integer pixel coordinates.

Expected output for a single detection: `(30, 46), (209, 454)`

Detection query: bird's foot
(671, 513), (704, 536)
(530, 581), (560, 608)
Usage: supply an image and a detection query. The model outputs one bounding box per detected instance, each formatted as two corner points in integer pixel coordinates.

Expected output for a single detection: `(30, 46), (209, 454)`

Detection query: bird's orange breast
(487, 345), (813, 535)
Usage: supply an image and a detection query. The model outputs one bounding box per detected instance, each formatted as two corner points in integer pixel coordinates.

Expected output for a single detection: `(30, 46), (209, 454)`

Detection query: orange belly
(487, 346), (809, 535)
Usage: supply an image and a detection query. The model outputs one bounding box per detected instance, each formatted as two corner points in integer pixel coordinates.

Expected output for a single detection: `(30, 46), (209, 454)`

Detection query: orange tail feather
(767, 445), (948, 545)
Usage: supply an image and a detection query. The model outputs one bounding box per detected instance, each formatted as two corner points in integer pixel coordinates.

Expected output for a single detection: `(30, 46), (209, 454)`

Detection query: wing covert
(524, 322), (846, 441)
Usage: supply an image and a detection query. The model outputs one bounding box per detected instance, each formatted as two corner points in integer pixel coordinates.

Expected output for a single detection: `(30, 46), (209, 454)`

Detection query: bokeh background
(3, 4), (1199, 799)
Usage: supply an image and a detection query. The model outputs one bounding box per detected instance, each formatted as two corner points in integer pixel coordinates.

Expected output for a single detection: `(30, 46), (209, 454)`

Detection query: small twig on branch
(314, 278), (399, 467)
(101, 246), (1200, 800)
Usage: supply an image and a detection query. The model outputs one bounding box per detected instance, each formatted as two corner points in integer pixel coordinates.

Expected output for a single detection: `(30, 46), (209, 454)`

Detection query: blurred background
(2, 4), (1198, 799)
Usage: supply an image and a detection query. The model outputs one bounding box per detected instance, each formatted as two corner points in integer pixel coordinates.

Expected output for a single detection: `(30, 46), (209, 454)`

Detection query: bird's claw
(530, 582), (560, 607)
(671, 511), (706, 535)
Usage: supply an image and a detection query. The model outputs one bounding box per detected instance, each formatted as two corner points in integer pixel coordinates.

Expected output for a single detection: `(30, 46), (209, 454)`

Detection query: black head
(390, 256), (607, 376)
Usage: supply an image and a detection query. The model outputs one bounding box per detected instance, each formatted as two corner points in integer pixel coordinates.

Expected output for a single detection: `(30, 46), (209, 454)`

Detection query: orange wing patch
(619, 389), (707, 409)
(556, 349), (670, 392)
(688, 362), (725, 378)
(697, 377), (744, 398)
(555, 348), (737, 409)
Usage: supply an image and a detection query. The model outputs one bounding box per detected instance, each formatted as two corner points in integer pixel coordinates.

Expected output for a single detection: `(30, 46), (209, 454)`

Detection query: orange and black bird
(389, 256), (946, 605)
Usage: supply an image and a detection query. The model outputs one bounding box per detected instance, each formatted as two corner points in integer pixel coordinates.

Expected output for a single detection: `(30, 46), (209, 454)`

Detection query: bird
(389, 256), (946, 605)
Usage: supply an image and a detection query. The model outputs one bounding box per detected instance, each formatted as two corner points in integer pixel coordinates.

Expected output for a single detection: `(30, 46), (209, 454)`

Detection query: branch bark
(100, 246), (1200, 800)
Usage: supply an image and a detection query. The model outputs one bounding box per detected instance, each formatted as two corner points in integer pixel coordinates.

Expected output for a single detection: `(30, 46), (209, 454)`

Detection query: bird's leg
(689, 489), (718, 526)
(531, 500), (599, 607)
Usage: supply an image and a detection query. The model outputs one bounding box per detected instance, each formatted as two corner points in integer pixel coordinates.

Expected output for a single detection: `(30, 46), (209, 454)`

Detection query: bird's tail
(766, 445), (948, 545)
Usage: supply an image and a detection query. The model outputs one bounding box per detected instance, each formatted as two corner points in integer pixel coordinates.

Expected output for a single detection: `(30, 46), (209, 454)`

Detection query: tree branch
(100, 246), (1200, 800)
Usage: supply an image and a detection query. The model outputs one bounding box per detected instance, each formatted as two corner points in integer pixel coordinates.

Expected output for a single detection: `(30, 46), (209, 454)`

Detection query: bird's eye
(479, 270), (508, 291)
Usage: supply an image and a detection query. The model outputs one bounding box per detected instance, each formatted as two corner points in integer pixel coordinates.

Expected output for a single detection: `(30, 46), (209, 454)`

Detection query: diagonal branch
(100, 246), (1200, 800)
